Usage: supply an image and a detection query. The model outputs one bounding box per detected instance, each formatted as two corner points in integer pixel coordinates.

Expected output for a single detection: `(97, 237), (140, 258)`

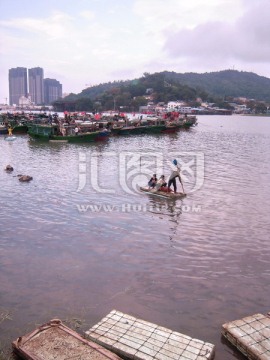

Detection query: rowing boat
(140, 186), (186, 199)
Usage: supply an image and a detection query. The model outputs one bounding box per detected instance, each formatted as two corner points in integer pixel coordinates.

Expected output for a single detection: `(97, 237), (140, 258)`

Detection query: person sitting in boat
(168, 159), (184, 193)
(148, 174), (157, 189)
(155, 175), (169, 191)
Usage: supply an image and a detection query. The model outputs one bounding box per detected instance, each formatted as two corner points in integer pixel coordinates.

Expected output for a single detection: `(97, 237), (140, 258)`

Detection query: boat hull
(28, 124), (110, 143)
(162, 126), (179, 134)
(0, 128), (8, 135)
(113, 124), (167, 135)
(12, 125), (28, 134)
(140, 187), (186, 199)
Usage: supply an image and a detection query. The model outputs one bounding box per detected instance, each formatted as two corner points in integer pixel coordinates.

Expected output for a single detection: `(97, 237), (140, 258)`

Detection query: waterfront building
(19, 95), (33, 108)
(28, 67), (44, 105)
(9, 67), (28, 106)
(44, 78), (62, 104)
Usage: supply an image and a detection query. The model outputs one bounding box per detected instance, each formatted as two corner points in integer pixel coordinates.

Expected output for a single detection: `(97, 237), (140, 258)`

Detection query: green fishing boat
(177, 115), (198, 128)
(110, 119), (168, 135)
(11, 123), (29, 134)
(28, 123), (110, 143)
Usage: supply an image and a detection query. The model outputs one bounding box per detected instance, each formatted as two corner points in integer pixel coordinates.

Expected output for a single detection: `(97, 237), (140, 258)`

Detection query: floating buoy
(5, 165), (14, 172)
(18, 175), (33, 182)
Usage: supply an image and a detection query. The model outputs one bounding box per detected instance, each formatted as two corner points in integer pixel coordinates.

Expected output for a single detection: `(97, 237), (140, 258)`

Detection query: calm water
(1, 115), (270, 359)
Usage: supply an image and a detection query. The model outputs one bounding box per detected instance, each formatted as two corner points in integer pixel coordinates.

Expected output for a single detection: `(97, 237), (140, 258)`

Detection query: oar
(179, 176), (185, 194)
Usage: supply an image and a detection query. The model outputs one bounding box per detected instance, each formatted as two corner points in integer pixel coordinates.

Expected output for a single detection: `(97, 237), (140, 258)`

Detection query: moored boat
(11, 123), (29, 134)
(161, 124), (179, 133)
(0, 124), (8, 135)
(109, 118), (170, 135)
(28, 123), (110, 143)
(112, 123), (169, 135)
(177, 115), (198, 128)
(116, 126), (144, 135)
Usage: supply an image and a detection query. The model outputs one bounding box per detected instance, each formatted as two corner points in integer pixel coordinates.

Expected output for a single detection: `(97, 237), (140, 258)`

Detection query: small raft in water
(4, 136), (17, 141)
(140, 186), (186, 199)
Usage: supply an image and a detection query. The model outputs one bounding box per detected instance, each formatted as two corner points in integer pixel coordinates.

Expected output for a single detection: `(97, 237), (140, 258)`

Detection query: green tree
(74, 98), (94, 111)
(254, 102), (267, 114)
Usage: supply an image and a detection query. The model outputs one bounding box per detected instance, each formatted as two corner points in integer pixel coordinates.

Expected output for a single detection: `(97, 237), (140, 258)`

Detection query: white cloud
(163, 0), (270, 67)
(0, 11), (73, 40)
(133, 0), (243, 32)
(79, 10), (95, 20)
(1, 0), (270, 101)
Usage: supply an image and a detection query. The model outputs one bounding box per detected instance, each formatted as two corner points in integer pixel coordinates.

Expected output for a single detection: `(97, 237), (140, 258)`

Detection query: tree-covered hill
(163, 70), (270, 102)
(54, 72), (208, 112)
(53, 70), (270, 112)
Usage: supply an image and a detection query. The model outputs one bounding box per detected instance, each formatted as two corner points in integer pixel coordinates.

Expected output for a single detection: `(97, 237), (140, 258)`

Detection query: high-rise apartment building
(44, 78), (62, 104)
(28, 67), (44, 105)
(8, 67), (28, 106)
(8, 67), (62, 106)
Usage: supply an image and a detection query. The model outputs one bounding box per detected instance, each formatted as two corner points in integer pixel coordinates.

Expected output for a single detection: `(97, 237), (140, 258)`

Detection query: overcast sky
(1, 0), (270, 103)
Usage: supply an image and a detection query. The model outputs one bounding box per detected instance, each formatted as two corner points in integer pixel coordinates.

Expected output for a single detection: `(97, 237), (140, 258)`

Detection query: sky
(1, 0), (270, 103)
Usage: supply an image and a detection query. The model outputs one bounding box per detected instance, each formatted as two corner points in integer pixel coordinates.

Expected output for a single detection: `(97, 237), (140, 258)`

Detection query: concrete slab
(85, 310), (215, 360)
(222, 312), (270, 360)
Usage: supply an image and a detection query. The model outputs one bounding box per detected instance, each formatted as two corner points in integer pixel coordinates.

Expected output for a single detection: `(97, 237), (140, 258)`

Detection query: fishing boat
(164, 115), (197, 130)
(28, 123), (110, 143)
(115, 125), (144, 135)
(0, 113), (29, 134)
(162, 123), (179, 133)
(0, 124), (8, 135)
(117, 124), (169, 135)
(11, 123), (28, 134)
(177, 115), (198, 128)
(140, 186), (186, 199)
(110, 118), (169, 135)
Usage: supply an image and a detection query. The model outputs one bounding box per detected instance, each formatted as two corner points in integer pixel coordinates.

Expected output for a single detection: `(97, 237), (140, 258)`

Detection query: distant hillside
(163, 70), (270, 102)
(56, 70), (270, 111)
(69, 70), (270, 102)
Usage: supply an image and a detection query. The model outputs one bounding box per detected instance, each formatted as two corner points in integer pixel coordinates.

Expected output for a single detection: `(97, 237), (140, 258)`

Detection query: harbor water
(0, 115), (270, 359)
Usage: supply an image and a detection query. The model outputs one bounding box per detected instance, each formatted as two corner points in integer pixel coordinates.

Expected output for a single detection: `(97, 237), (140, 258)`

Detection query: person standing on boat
(75, 126), (79, 135)
(168, 159), (184, 193)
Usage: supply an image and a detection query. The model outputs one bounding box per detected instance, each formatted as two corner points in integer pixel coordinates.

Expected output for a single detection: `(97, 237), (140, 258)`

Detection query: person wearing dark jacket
(168, 159), (185, 193)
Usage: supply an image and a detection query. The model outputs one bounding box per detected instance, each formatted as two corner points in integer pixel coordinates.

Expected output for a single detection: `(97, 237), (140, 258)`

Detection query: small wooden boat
(140, 186), (186, 199)
(12, 319), (122, 360)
